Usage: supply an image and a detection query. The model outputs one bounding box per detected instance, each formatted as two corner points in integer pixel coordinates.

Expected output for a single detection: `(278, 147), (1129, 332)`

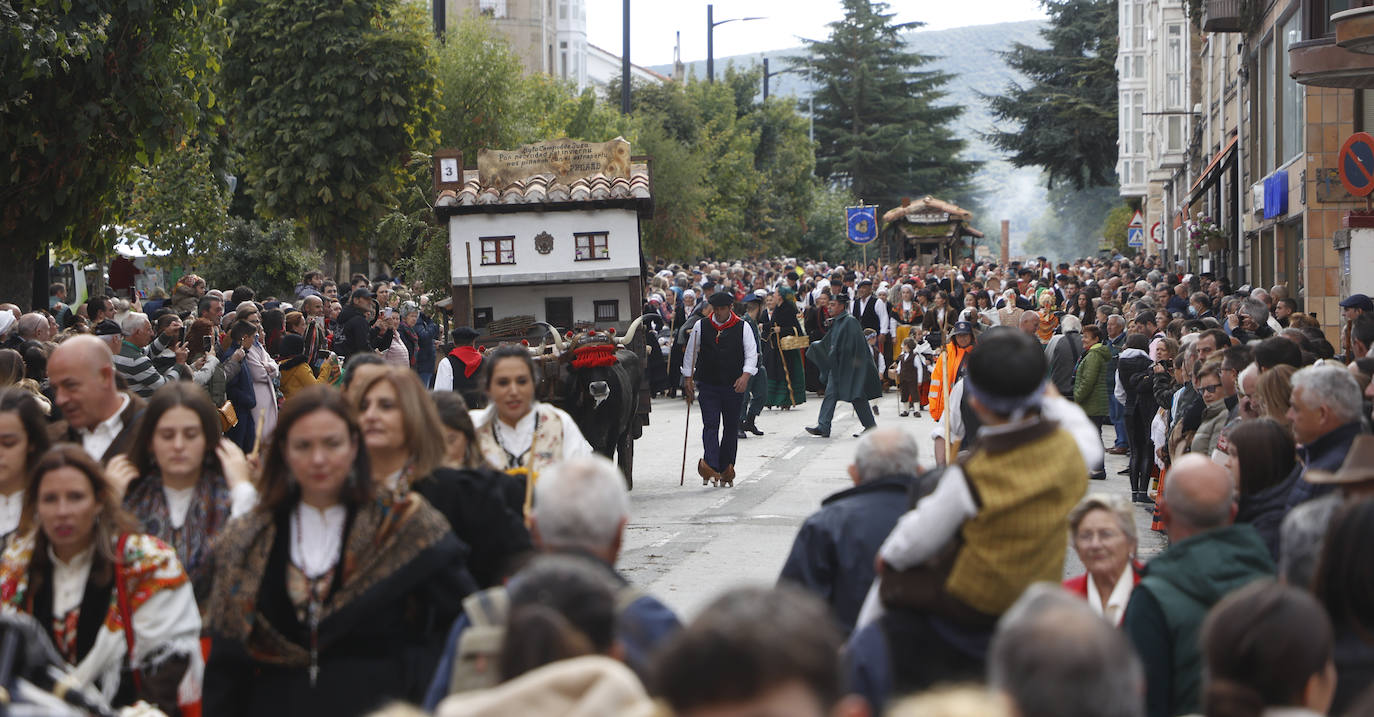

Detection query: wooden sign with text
(477, 138), (631, 188)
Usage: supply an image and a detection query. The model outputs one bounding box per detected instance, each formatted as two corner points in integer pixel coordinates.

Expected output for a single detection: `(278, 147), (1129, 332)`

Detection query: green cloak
(811, 312), (882, 403)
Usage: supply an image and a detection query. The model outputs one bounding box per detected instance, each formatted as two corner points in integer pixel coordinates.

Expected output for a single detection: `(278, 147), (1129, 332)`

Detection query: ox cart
(477, 316), (654, 489)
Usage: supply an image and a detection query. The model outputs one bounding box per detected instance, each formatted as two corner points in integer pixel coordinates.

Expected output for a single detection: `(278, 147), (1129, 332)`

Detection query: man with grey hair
(990, 583), (1145, 717)
(422, 455), (679, 707)
(1123, 454), (1274, 717)
(1284, 363), (1366, 509)
(111, 311), (188, 397)
(779, 427), (919, 633)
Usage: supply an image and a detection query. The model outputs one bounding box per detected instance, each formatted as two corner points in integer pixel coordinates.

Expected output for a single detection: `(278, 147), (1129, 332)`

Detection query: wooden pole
(465, 242), (475, 326)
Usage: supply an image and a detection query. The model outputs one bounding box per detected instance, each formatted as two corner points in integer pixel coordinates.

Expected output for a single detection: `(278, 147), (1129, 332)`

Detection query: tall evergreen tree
(796, 0), (977, 214)
(984, 0), (1119, 190)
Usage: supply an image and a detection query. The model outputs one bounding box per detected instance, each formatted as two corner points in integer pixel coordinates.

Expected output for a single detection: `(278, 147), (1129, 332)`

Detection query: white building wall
(555, 0), (587, 89)
(1118, 0), (1148, 198)
(448, 208), (642, 285)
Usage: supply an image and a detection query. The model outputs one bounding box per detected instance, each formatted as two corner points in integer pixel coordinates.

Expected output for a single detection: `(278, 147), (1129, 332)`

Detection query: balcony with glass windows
(1290, 0), (1374, 88)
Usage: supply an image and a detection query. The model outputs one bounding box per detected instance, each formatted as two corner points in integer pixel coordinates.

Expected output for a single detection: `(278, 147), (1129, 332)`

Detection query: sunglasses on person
(1199, 383), (1223, 395)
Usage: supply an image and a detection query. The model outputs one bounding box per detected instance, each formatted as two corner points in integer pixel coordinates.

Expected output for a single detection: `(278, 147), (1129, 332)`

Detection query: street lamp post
(761, 57), (804, 101)
(707, 4), (764, 83)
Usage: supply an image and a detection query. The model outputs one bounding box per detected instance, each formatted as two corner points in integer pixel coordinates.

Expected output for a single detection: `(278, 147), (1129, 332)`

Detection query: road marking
(781, 446), (803, 460)
(649, 531), (681, 549)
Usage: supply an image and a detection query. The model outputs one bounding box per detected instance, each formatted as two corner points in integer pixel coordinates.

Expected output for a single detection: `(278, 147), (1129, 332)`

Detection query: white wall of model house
(448, 208), (641, 284)
(447, 207), (642, 329)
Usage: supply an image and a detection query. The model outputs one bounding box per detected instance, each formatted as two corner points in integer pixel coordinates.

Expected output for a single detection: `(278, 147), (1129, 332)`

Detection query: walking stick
(941, 348), (954, 464)
(775, 325), (795, 408)
(679, 327), (700, 487)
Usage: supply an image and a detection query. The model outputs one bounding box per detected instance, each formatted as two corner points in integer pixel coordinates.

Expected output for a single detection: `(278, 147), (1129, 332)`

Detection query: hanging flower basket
(1189, 217), (1228, 252)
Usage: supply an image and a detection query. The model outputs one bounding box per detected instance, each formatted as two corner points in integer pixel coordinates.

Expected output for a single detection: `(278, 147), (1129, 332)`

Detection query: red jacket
(1063, 561), (1145, 620)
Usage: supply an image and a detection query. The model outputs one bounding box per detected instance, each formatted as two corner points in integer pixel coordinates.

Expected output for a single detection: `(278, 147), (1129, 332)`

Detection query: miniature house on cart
(434, 138), (653, 334)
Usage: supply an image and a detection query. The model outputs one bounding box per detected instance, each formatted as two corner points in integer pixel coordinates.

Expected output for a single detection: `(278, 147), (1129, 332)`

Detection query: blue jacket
(421, 559), (680, 710)
(218, 346), (256, 452)
(1287, 421), (1362, 509)
(778, 474), (912, 634)
(413, 314), (439, 374)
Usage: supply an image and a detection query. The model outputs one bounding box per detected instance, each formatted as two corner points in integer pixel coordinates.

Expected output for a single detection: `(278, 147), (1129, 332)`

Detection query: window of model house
(480, 236), (515, 265)
(545, 297), (574, 330)
(574, 232), (610, 261)
(594, 300), (620, 322)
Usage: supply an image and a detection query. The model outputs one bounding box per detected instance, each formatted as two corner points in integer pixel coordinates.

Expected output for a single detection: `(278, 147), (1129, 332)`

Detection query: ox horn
(615, 315), (647, 346)
(544, 323), (568, 353)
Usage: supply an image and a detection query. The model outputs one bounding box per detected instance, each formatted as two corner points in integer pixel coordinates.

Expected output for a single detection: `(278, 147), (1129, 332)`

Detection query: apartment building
(441, 0), (589, 89)
(1125, 0), (1373, 343)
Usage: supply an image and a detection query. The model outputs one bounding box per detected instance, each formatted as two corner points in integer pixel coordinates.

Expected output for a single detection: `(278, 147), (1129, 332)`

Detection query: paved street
(619, 387), (1167, 621)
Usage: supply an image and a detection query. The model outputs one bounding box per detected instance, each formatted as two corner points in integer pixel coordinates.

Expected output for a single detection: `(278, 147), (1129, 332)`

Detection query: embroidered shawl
(123, 471), (234, 602)
(475, 403), (565, 477)
(202, 492), (452, 668)
(0, 531), (202, 704)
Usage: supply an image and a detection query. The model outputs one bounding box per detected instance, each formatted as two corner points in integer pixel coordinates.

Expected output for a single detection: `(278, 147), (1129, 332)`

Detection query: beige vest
(475, 403), (565, 479)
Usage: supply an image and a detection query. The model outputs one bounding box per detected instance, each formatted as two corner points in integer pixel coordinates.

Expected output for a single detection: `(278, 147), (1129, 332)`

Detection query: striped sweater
(114, 338), (177, 398)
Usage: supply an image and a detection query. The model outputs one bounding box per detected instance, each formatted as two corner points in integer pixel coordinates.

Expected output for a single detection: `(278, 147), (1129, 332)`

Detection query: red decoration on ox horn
(520, 339), (530, 346)
(607, 327), (616, 336)
(478, 345), (487, 353)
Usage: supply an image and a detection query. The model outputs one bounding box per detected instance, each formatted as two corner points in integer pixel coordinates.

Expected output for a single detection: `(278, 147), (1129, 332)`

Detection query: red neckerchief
(708, 312), (741, 342)
(448, 345), (483, 377)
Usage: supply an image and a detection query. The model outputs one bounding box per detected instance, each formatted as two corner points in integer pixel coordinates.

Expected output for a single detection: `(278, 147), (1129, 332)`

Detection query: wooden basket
(778, 334), (810, 351)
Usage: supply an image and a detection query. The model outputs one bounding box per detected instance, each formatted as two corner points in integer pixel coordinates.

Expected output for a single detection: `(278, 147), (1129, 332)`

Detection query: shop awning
(1187, 135), (1239, 202)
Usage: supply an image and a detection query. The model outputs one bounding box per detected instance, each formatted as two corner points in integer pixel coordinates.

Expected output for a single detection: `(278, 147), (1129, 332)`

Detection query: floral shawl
(0, 531), (203, 704)
(123, 471), (234, 603)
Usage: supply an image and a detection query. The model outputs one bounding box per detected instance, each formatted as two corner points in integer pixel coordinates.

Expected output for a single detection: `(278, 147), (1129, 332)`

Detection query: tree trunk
(0, 239), (37, 312)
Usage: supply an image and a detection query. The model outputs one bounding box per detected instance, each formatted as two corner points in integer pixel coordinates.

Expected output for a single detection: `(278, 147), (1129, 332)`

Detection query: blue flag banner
(846, 206), (878, 245)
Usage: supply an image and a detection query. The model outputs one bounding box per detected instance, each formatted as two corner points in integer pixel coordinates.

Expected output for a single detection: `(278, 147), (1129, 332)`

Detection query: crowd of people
(0, 250), (1367, 716)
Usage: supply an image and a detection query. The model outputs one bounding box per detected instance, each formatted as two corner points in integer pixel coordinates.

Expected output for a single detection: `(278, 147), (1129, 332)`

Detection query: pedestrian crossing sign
(1128, 227), (1144, 247)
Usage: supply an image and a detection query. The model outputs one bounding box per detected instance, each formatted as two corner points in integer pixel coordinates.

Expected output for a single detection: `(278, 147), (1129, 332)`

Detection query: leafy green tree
(221, 0), (438, 271)
(126, 139), (233, 273)
(634, 116), (709, 260)
(797, 0), (978, 215)
(743, 97), (817, 257)
(201, 219), (321, 297)
(433, 13), (526, 155)
(984, 0), (1119, 190)
(799, 186), (859, 262)
(0, 0), (221, 308)
(1100, 202), (1138, 255)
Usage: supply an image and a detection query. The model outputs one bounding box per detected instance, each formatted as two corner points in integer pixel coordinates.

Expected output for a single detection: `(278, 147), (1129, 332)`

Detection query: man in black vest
(851, 279), (889, 371)
(683, 292), (759, 487)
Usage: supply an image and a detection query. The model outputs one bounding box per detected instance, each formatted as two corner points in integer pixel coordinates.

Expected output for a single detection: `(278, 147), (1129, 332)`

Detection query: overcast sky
(585, 0), (1049, 68)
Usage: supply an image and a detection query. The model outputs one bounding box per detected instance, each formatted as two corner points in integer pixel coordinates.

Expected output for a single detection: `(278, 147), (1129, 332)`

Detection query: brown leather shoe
(698, 459), (720, 486)
(720, 465), (736, 487)
(1106, 446), (1129, 455)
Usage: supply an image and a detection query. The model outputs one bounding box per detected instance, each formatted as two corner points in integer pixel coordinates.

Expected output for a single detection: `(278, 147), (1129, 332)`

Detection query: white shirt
(1086, 560), (1136, 625)
(0, 490), (22, 537)
(79, 393), (130, 462)
(290, 504), (347, 577)
(680, 316), (759, 379)
(50, 544), (95, 618)
(433, 354), (456, 392)
(470, 402), (594, 461)
(162, 481), (259, 530)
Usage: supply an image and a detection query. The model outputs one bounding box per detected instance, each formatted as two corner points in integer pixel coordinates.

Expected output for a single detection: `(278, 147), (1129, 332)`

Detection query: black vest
(853, 296), (881, 331)
(696, 319), (746, 386)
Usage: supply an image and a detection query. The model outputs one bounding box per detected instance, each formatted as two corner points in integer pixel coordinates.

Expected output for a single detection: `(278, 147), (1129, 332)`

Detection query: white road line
(649, 531), (681, 549)
(781, 446), (803, 460)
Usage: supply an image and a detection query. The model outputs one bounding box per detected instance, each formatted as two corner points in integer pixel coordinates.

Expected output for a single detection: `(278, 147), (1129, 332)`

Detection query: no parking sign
(1339, 132), (1374, 197)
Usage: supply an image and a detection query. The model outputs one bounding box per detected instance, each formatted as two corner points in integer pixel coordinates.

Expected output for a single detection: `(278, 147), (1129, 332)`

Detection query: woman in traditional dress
(352, 367), (530, 588)
(0, 389), (50, 548)
(0, 444), (202, 714)
(890, 284), (922, 364)
(203, 386), (473, 716)
(921, 290), (956, 348)
(1034, 290), (1060, 344)
(104, 382), (257, 605)
(470, 345), (594, 514)
(802, 292), (831, 395)
(764, 287), (806, 407)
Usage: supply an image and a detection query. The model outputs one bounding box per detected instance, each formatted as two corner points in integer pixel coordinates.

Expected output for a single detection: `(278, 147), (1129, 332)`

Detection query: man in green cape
(806, 294), (880, 438)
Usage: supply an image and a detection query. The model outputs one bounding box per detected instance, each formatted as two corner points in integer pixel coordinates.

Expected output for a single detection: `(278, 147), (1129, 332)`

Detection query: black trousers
(1125, 406), (1154, 493)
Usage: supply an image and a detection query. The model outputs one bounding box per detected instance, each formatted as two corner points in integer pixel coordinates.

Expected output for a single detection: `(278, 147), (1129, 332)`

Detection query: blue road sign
(1127, 227), (1144, 247)
(846, 206), (878, 245)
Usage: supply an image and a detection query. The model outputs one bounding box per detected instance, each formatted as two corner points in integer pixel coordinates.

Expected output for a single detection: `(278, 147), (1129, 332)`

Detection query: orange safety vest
(927, 342), (971, 421)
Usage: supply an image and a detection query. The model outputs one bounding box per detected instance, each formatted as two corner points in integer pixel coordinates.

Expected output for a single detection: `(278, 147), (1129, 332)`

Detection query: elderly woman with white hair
(1062, 493), (1143, 625)
(1045, 314), (1084, 397)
